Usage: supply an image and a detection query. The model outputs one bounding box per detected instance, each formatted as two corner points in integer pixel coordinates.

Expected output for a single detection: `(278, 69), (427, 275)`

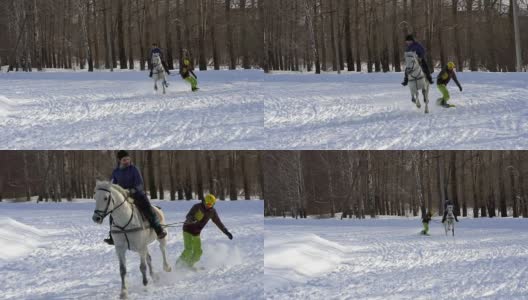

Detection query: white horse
(444, 204), (455, 236)
(404, 51), (430, 114)
(92, 181), (171, 299)
(151, 53), (168, 94)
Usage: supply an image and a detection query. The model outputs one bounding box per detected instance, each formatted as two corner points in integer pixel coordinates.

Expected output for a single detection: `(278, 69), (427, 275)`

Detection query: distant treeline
(1, 0), (527, 72)
(0, 151), (263, 202)
(264, 151), (528, 219)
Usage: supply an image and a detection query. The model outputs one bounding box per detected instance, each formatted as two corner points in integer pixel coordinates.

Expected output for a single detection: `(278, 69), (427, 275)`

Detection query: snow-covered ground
(2, 70), (527, 149)
(0, 200), (263, 300)
(0, 70), (263, 149)
(263, 71), (528, 149)
(265, 217), (528, 299)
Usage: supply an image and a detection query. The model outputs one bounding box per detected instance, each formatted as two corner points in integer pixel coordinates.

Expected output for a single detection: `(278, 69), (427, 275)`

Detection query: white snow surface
(0, 70), (263, 149)
(1, 70), (527, 149)
(263, 71), (528, 149)
(0, 200), (263, 300)
(265, 217), (528, 299)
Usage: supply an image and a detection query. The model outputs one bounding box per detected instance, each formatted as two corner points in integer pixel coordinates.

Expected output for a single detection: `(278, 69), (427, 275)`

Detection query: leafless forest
(0, 151), (263, 202)
(264, 151), (528, 218)
(1, 0), (527, 72)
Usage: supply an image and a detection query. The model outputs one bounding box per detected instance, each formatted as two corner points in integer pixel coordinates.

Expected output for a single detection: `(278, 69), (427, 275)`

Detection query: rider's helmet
(447, 61), (455, 70)
(183, 59), (190, 66)
(204, 194), (216, 209)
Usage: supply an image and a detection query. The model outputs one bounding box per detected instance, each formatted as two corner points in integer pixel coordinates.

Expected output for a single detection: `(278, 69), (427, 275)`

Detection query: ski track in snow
(265, 218), (528, 300)
(0, 71), (263, 149)
(263, 72), (528, 149)
(0, 201), (263, 300)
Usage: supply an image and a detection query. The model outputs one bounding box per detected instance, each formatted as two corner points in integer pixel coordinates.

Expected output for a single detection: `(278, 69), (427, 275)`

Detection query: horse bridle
(93, 188), (126, 220)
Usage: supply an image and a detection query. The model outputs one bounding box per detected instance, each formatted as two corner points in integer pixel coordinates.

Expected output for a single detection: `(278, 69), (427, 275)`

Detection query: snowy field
(263, 71), (528, 149)
(0, 70), (263, 149)
(0, 200), (263, 300)
(265, 217), (528, 300)
(2, 70), (527, 150)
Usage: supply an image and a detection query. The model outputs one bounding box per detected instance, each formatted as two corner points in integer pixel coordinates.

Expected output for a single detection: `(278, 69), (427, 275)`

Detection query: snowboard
(442, 103), (456, 108)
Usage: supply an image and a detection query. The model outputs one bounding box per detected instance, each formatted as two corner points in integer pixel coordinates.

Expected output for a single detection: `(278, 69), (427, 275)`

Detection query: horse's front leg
(154, 81), (158, 91)
(159, 237), (172, 272)
(423, 88), (429, 114)
(139, 249), (148, 286)
(414, 91), (421, 108)
(116, 247), (128, 299)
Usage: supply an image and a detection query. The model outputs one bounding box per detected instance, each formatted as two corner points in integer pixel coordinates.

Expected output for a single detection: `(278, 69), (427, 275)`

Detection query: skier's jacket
(437, 66), (462, 89)
(422, 213), (432, 224)
(406, 41), (426, 60)
(111, 164), (145, 195)
(183, 203), (228, 236)
(180, 62), (196, 79)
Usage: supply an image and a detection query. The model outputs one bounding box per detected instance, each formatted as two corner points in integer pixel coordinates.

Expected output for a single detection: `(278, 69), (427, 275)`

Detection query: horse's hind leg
(154, 82), (158, 91)
(159, 237), (172, 272)
(116, 248), (128, 299)
(139, 250), (148, 286)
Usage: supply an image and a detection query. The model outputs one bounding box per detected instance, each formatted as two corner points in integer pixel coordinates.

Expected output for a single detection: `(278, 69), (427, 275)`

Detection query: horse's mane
(95, 181), (129, 200)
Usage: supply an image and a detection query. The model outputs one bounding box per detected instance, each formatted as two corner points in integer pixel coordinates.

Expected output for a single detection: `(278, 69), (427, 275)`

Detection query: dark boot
(104, 232), (114, 245)
(426, 73), (433, 84)
(145, 205), (167, 239)
(149, 70), (153, 78)
(420, 60), (434, 84)
(402, 74), (408, 86)
(154, 225), (167, 239)
(103, 216), (114, 244)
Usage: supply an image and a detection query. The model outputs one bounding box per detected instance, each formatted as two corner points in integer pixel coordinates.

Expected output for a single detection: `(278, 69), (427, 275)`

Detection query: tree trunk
(225, 0), (236, 69)
(117, 0), (127, 69)
(240, 0), (250, 69)
(147, 151), (157, 199)
(344, 0), (354, 71)
(229, 152), (237, 200)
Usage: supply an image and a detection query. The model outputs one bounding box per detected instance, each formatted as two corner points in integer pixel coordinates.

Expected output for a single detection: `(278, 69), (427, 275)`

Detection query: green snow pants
(437, 84), (450, 103)
(184, 76), (198, 90)
(179, 231), (202, 267)
(422, 222), (429, 235)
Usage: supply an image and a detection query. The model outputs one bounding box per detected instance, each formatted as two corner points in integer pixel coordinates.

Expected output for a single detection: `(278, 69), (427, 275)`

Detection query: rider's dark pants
(108, 192), (163, 234)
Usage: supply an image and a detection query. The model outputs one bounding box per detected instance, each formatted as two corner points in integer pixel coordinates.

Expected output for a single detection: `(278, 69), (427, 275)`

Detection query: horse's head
(446, 204), (454, 215)
(404, 51), (419, 73)
(92, 181), (115, 224)
(152, 53), (161, 65)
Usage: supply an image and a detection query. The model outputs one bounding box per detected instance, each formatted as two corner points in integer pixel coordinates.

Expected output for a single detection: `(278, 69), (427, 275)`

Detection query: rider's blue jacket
(111, 164), (145, 195)
(406, 41), (426, 60)
(149, 47), (162, 60)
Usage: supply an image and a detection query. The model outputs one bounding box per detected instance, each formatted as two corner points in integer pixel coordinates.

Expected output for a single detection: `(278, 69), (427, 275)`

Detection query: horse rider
(149, 43), (171, 78)
(180, 58), (199, 92)
(176, 194), (233, 269)
(104, 150), (167, 245)
(441, 199), (459, 223)
(437, 61), (463, 107)
(402, 34), (434, 86)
